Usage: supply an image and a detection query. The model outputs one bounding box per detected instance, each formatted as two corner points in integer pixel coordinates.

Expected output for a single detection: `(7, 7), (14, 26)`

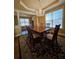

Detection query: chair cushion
(33, 34), (40, 38)
(46, 33), (53, 40)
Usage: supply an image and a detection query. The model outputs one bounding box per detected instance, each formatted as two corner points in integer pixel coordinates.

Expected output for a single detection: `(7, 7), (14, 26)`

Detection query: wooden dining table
(28, 27), (54, 39)
(29, 27), (65, 43)
(32, 27), (53, 33)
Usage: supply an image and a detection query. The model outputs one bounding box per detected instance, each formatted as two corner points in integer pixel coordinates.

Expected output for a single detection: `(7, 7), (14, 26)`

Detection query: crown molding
(14, 9), (36, 15)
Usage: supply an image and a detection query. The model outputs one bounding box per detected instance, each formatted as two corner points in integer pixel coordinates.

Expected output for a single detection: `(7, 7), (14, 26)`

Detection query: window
(20, 18), (30, 35)
(20, 18), (30, 26)
(45, 9), (63, 28)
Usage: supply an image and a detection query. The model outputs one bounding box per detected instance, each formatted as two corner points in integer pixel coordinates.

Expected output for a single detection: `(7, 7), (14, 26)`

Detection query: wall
(14, 15), (18, 25)
(14, 15), (21, 35)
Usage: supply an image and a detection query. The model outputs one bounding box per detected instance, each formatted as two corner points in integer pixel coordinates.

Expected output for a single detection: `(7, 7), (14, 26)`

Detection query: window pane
(20, 18), (30, 26)
(24, 19), (29, 26)
(20, 18), (25, 23)
(53, 9), (63, 28)
(45, 13), (53, 28)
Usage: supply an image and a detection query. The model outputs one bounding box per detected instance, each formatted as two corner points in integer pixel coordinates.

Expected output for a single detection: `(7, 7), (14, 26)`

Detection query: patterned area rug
(19, 35), (65, 59)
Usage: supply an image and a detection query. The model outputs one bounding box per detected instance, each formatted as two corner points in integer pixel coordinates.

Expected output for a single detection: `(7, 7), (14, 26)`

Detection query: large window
(20, 18), (30, 26)
(45, 9), (63, 28)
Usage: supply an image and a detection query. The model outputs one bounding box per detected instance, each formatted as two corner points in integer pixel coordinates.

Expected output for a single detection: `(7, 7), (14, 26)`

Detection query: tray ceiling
(21, 0), (57, 10)
(14, 0), (65, 16)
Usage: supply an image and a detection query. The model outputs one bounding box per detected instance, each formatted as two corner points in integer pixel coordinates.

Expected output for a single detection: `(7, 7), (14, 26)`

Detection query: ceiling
(14, 0), (65, 16)
(21, 0), (57, 10)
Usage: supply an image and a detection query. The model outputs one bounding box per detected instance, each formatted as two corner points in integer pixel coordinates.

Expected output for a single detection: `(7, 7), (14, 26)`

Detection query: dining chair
(52, 25), (64, 59)
(43, 24), (65, 58)
(26, 26), (42, 57)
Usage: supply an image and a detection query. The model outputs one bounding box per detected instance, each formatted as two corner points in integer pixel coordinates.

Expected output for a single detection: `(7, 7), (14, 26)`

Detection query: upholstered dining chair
(26, 26), (42, 57)
(42, 24), (64, 58)
(51, 24), (64, 59)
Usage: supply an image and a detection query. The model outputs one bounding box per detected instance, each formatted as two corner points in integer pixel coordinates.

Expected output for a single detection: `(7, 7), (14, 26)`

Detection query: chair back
(52, 24), (61, 40)
(26, 26), (40, 44)
(26, 26), (33, 42)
